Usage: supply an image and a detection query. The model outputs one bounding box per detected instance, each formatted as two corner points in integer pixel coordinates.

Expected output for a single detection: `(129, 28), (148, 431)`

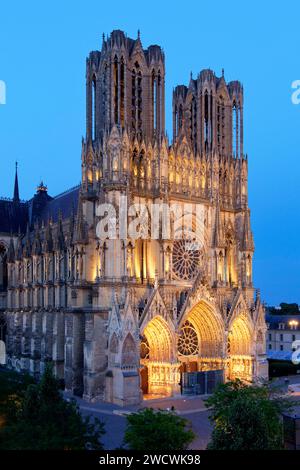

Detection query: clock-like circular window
(172, 240), (201, 280)
(177, 320), (199, 356)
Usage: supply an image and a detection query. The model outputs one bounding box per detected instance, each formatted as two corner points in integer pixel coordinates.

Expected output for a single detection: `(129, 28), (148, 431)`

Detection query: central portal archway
(178, 300), (225, 373)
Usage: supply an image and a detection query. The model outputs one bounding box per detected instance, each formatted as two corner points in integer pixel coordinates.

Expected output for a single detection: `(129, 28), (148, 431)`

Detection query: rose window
(177, 321), (199, 356)
(172, 240), (201, 280)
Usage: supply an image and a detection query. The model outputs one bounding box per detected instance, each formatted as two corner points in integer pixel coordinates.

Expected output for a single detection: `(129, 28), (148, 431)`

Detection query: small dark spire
(222, 68), (225, 78)
(7, 236), (15, 263)
(36, 180), (48, 194)
(13, 161), (20, 203)
(137, 29), (140, 40)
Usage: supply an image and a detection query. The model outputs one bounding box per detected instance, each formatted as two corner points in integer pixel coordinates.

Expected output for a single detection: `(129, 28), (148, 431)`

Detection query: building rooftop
(0, 165), (80, 236)
(266, 314), (300, 331)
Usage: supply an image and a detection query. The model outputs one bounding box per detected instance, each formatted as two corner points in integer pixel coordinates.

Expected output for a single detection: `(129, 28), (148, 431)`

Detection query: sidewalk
(64, 391), (209, 417)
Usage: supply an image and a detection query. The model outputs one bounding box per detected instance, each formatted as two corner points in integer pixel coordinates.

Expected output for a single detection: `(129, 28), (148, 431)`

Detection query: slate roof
(0, 185), (80, 236)
(30, 185), (80, 225)
(0, 199), (28, 234)
(266, 314), (300, 331)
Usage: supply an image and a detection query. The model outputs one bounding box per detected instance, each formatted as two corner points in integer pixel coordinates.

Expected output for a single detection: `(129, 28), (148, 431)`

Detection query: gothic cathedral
(0, 30), (268, 405)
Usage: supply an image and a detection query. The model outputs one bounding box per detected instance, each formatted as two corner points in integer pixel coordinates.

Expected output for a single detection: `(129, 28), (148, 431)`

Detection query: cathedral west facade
(0, 30), (268, 405)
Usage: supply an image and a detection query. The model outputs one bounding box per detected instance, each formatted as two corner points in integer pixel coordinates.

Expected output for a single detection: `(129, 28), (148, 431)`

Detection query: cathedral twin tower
(86, 30), (165, 144)
(3, 30), (267, 405)
(85, 30), (243, 168)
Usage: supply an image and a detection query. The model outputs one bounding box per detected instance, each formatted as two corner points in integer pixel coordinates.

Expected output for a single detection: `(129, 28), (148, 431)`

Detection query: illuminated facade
(2, 30), (268, 405)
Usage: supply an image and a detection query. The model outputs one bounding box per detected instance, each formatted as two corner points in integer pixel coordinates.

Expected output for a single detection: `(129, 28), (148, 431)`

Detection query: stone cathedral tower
(2, 30), (267, 406)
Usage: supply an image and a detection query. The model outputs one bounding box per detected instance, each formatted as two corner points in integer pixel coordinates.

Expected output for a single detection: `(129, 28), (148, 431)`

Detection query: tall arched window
(152, 69), (161, 137)
(157, 71), (161, 135)
(174, 105), (178, 140)
(91, 76), (96, 140)
(232, 102), (240, 157)
(120, 57), (125, 128)
(131, 62), (142, 137)
(225, 235), (235, 286)
(131, 69), (136, 132)
(137, 70), (142, 136)
(102, 63), (107, 125)
(204, 92), (209, 151)
(114, 56), (119, 125)
(139, 149), (145, 180)
(217, 95), (225, 155)
(190, 96), (197, 153)
(152, 70), (157, 133)
(178, 104), (183, 133)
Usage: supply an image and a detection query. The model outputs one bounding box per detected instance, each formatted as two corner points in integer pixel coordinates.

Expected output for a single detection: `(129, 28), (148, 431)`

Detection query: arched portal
(178, 300), (225, 373)
(121, 333), (137, 367)
(140, 315), (179, 397)
(227, 312), (253, 381)
(143, 315), (173, 362)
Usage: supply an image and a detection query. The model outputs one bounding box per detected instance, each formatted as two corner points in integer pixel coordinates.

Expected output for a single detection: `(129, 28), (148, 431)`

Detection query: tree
(0, 364), (105, 450)
(280, 303), (300, 314)
(206, 379), (293, 450)
(124, 407), (195, 451)
(268, 303), (300, 315)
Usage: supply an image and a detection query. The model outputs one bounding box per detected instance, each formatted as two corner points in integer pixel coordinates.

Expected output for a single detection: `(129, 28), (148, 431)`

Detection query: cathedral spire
(32, 226), (42, 256)
(15, 226), (23, 261)
(44, 220), (53, 253)
(7, 236), (15, 263)
(55, 210), (65, 251)
(74, 192), (88, 244)
(13, 162), (20, 203)
(23, 222), (32, 258)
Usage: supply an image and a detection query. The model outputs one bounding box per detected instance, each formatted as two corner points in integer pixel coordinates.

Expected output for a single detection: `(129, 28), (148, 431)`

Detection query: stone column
(64, 312), (84, 396)
(30, 311), (42, 378)
(14, 312), (22, 360)
(21, 312), (31, 371)
(40, 311), (53, 374)
(5, 312), (15, 363)
(83, 312), (108, 402)
(52, 311), (65, 379)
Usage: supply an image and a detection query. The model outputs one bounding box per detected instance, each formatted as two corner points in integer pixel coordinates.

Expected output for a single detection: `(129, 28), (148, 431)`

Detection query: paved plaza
(65, 393), (212, 450)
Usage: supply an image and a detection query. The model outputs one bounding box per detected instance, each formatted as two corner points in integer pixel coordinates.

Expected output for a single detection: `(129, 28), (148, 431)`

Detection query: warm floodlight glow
(289, 320), (299, 328)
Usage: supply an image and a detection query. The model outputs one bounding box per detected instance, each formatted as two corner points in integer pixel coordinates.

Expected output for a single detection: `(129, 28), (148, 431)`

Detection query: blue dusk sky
(0, 0), (299, 305)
